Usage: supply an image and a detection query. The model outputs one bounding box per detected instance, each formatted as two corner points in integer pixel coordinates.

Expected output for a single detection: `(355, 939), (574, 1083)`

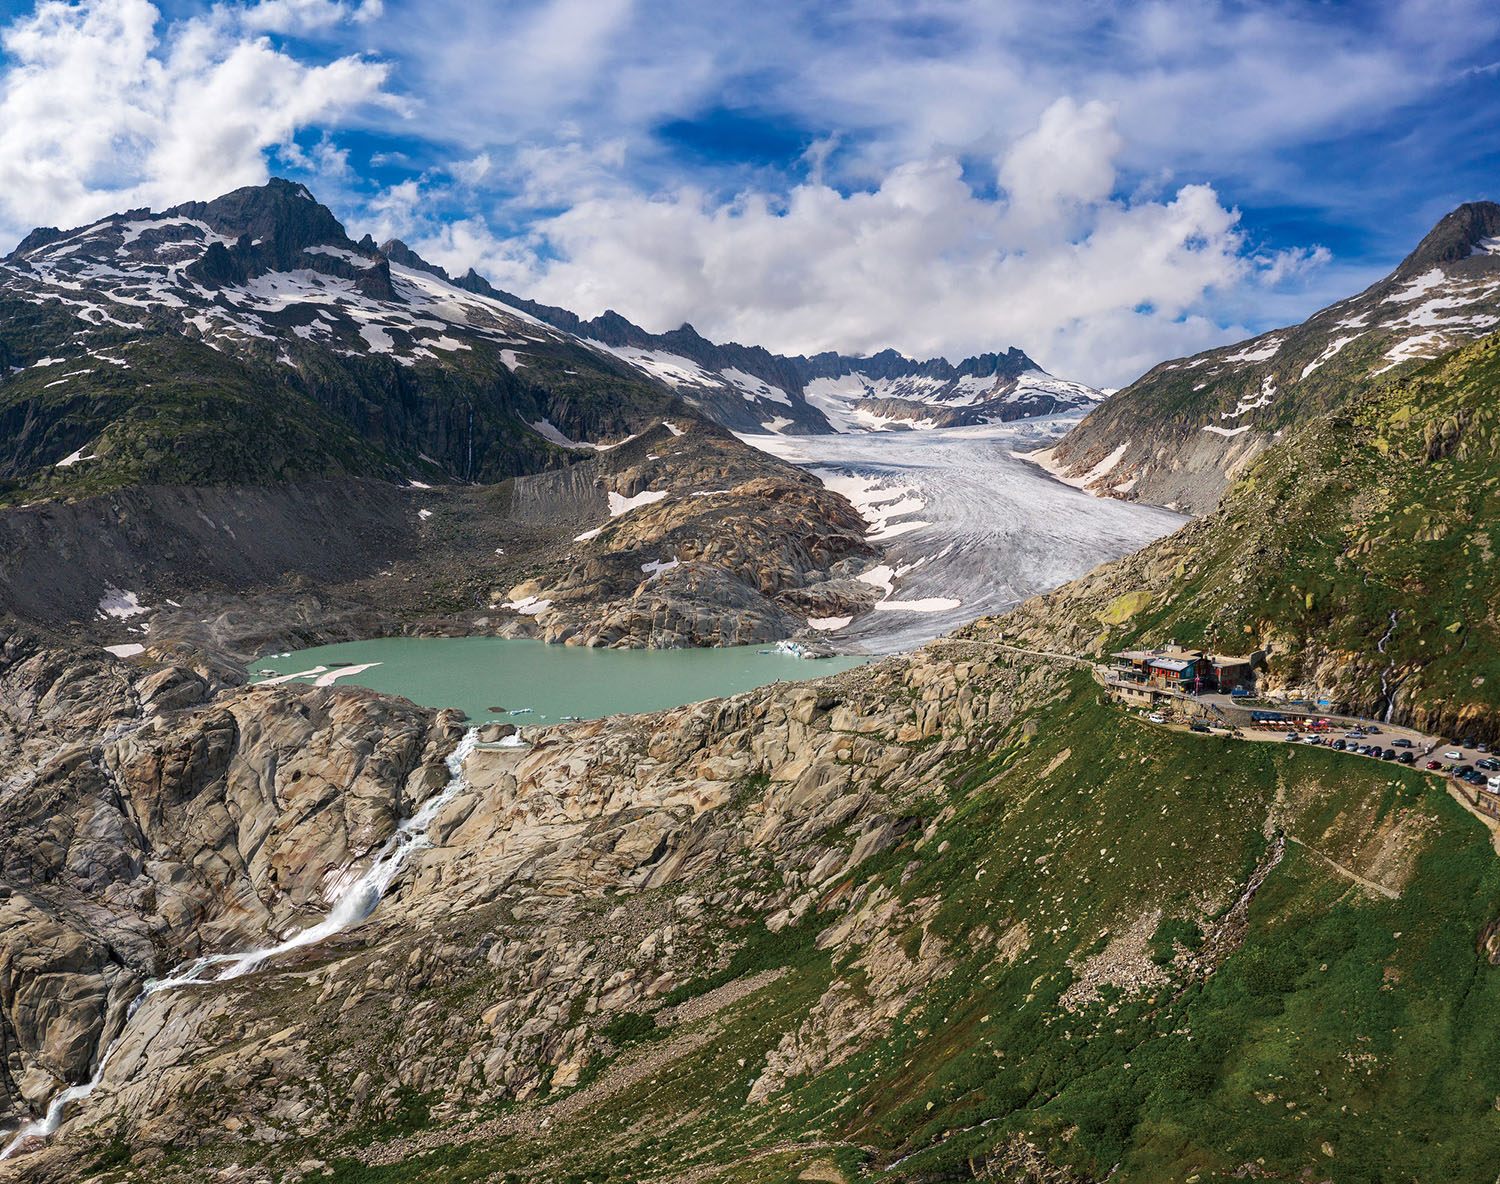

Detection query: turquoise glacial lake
(248, 637), (869, 723)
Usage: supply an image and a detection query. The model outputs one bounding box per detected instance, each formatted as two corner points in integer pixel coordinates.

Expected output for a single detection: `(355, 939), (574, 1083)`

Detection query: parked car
(1148, 713), (1165, 723)
(1393, 738), (1413, 748)
(1332, 740), (1346, 751)
(1462, 737), (1478, 748)
(1479, 743), (1491, 754)
(1477, 758), (1500, 771)
(1190, 721), (1210, 733)
(1488, 775), (1500, 791)
(1444, 751), (1464, 760)
(1399, 752), (1415, 764)
(1284, 733), (1299, 742)
(1230, 687), (1251, 698)
(1364, 725), (1381, 734)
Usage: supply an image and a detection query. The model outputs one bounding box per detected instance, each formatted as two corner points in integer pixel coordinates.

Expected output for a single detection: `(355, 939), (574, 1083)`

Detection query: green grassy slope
(220, 669), (1500, 1184)
(1000, 332), (1500, 742)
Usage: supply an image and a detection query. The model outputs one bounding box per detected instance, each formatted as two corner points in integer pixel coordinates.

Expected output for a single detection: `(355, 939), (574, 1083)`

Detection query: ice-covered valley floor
(744, 418), (1188, 654)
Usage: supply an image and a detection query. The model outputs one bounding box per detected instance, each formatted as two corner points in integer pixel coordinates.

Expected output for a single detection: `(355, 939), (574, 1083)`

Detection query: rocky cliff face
(0, 626), (464, 1138)
(490, 423), (875, 648)
(1046, 201), (1500, 513)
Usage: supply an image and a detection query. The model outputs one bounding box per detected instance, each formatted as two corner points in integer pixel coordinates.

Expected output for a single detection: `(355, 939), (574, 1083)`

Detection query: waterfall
(1, 727), (480, 1160)
(1376, 611), (1401, 723)
(465, 403), (474, 481)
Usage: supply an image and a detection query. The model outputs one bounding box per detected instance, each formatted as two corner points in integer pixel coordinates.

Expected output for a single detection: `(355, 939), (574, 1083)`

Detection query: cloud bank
(0, 0), (388, 235)
(410, 100), (1317, 384)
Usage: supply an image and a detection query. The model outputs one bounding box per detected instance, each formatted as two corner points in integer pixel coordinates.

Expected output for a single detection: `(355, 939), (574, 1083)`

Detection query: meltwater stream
(1, 728), (483, 1160)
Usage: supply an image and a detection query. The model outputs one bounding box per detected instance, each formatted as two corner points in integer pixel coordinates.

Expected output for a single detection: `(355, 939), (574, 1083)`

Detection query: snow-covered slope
(2, 183), (570, 372)
(803, 361), (1101, 432)
(1048, 201), (1500, 513)
(582, 339), (812, 434)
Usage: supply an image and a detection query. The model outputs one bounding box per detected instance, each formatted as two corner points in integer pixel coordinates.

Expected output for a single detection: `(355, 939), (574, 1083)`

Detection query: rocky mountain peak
(172, 177), (347, 252)
(1393, 200), (1500, 278)
(165, 178), (391, 294)
(6, 225), (67, 260)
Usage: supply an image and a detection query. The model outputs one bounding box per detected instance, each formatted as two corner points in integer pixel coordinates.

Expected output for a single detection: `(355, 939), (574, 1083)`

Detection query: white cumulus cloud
(0, 0), (391, 242)
(398, 101), (1310, 387)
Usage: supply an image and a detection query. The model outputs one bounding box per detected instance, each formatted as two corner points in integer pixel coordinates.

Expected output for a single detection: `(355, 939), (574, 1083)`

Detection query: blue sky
(0, 0), (1497, 386)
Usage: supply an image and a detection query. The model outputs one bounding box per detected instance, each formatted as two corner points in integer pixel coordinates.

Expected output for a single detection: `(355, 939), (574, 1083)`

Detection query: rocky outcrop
(0, 628), (463, 1133)
(491, 422), (876, 648)
(0, 628), (1037, 1176)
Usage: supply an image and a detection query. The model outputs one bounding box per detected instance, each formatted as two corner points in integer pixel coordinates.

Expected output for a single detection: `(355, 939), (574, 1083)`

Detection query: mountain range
(388, 238), (1100, 434)
(0, 178), (1096, 510)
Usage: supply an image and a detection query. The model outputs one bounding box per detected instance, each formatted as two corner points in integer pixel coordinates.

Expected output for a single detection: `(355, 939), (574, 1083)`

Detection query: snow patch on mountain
(1385, 268), (1447, 304)
(55, 444), (98, 467)
(593, 345), (712, 388)
(720, 368), (792, 406)
(98, 588), (148, 619)
(1300, 334), (1359, 378)
(608, 489), (669, 516)
(1221, 376), (1276, 419)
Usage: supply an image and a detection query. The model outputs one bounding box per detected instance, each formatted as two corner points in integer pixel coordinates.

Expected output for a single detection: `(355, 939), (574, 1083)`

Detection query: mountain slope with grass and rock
(999, 329), (1500, 743)
(1041, 201), (1500, 513)
(4, 609), (1500, 1183)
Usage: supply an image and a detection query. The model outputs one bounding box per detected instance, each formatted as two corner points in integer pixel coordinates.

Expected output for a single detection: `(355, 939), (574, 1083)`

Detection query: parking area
(1133, 699), (1500, 824)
